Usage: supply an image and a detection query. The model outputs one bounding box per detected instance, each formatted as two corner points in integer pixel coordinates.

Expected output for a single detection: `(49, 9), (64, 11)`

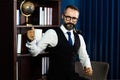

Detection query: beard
(63, 23), (75, 30)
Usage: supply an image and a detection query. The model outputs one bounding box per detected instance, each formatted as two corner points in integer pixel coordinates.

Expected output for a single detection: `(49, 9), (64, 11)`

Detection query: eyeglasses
(64, 15), (78, 22)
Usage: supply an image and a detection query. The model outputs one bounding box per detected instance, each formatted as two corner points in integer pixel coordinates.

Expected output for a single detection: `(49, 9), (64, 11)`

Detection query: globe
(20, 1), (35, 16)
(20, 1), (35, 26)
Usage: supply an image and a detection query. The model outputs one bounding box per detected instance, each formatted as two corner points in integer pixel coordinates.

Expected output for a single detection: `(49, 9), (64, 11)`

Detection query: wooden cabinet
(13, 0), (61, 80)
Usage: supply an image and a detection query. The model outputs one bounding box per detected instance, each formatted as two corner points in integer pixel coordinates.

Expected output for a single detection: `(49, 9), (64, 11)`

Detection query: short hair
(63, 5), (79, 14)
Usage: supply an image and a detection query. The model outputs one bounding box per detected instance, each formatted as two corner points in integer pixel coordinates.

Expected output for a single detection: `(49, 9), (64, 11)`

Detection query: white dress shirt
(26, 25), (92, 68)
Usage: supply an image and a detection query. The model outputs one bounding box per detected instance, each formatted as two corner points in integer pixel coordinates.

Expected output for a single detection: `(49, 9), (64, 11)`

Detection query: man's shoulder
(46, 28), (56, 32)
(45, 28), (60, 34)
(47, 27), (60, 31)
(73, 30), (84, 40)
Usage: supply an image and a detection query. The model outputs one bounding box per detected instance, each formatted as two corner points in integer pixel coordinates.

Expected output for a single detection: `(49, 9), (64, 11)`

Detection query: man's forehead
(65, 8), (79, 17)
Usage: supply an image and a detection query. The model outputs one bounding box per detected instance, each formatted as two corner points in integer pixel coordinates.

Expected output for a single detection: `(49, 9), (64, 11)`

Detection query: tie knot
(67, 32), (72, 46)
(67, 32), (71, 36)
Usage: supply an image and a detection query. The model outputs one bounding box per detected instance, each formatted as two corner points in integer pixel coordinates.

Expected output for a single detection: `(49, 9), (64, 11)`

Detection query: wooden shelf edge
(17, 51), (49, 57)
(16, 25), (60, 28)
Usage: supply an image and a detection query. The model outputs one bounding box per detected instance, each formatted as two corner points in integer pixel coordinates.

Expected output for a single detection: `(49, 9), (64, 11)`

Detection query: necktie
(67, 32), (73, 46)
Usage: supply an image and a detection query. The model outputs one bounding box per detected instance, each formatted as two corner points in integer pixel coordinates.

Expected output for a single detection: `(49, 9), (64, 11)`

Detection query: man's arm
(78, 34), (93, 76)
(26, 28), (58, 56)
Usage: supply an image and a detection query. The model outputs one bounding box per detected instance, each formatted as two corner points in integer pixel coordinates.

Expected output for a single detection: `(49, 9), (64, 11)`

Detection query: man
(26, 5), (93, 80)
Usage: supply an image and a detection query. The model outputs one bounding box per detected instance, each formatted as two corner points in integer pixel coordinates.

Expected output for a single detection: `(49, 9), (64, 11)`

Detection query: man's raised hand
(27, 27), (35, 41)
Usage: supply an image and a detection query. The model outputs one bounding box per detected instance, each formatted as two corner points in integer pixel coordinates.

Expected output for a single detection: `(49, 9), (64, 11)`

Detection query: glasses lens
(64, 15), (78, 21)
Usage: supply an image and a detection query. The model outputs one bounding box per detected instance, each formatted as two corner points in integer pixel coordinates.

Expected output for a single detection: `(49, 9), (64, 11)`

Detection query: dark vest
(47, 28), (80, 80)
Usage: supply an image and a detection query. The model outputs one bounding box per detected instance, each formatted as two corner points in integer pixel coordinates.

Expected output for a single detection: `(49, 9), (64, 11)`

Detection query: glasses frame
(64, 14), (78, 22)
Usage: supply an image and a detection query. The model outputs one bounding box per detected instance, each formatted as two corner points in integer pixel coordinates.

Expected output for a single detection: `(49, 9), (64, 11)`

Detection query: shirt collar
(60, 25), (73, 34)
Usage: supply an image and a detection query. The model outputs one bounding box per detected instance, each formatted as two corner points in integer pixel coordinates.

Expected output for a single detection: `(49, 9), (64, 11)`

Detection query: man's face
(62, 8), (79, 30)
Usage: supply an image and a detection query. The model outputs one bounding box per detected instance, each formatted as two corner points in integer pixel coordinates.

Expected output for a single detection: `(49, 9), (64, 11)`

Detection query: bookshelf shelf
(17, 51), (49, 57)
(16, 25), (60, 28)
(14, 0), (61, 79)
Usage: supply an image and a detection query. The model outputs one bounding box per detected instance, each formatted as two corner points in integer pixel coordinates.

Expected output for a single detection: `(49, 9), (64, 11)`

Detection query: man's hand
(84, 67), (93, 76)
(27, 27), (35, 41)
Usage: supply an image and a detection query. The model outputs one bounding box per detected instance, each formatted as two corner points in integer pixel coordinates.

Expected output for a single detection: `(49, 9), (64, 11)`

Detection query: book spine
(17, 34), (22, 53)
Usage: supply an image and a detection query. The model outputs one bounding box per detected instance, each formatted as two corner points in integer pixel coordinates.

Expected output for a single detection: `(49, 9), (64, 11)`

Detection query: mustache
(64, 22), (75, 30)
(66, 23), (74, 26)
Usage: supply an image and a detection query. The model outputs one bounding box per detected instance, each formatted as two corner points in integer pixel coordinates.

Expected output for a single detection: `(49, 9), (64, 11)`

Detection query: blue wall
(61, 0), (120, 79)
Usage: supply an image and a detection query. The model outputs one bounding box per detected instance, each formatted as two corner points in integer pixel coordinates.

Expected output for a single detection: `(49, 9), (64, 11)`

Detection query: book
(17, 34), (22, 53)
(39, 7), (53, 25)
(39, 7), (44, 25)
(16, 61), (18, 80)
(42, 57), (45, 75)
(46, 57), (49, 74)
(42, 57), (49, 75)
(16, 10), (20, 25)
(49, 7), (52, 25)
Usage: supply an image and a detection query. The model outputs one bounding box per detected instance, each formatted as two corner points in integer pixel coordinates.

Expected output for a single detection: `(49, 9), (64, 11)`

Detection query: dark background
(0, 0), (14, 80)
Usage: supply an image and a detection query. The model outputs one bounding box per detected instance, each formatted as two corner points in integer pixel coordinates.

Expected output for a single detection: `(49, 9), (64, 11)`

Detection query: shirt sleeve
(78, 34), (92, 68)
(26, 29), (58, 57)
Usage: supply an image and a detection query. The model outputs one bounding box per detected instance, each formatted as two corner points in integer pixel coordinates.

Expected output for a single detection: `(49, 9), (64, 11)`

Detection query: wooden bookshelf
(13, 0), (61, 80)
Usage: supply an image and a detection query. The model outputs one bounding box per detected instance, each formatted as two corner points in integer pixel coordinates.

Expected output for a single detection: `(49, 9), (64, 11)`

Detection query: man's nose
(69, 18), (73, 23)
